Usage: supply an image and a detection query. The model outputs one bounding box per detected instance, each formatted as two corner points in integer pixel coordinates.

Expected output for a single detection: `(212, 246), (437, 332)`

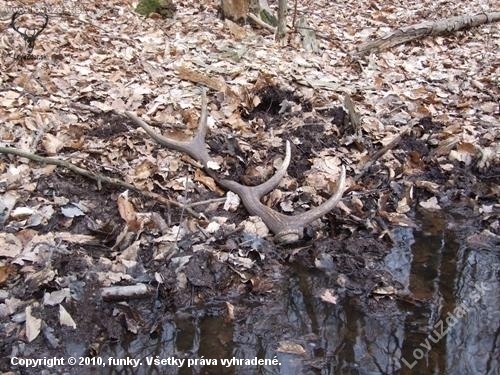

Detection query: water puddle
(98, 211), (499, 374)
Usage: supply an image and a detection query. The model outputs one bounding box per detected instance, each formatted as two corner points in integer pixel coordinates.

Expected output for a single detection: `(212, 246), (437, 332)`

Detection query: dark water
(101, 212), (499, 375)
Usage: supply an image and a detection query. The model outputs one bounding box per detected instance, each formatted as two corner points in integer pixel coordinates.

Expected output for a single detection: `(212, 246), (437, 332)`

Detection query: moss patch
(135, 0), (176, 18)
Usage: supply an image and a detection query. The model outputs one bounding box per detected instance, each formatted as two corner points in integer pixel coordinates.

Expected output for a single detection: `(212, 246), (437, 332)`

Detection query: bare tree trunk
(220, 0), (250, 22)
(356, 11), (500, 56)
(276, 0), (287, 40)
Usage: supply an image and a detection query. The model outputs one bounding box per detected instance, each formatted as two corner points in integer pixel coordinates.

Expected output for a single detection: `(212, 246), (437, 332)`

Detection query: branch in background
(291, 0), (297, 28)
(355, 11), (500, 56)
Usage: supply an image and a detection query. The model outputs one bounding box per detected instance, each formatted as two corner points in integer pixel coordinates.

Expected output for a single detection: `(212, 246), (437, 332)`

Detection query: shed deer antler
(125, 93), (211, 167)
(125, 90), (346, 244)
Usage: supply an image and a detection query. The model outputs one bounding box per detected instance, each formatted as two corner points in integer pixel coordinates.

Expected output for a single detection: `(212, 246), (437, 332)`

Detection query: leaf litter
(0, 0), (498, 372)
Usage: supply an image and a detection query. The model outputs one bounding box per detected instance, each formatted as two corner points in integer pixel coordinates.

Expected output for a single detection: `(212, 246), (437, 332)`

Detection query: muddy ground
(1, 87), (498, 374)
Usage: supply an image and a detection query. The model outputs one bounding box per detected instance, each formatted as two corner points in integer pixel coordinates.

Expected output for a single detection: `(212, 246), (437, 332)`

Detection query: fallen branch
(356, 11), (500, 56)
(0, 146), (209, 219)
(248, 12), (276, 32)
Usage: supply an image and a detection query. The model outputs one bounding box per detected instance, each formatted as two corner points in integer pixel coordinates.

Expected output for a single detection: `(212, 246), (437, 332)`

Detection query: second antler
(125, 90), (346, 244)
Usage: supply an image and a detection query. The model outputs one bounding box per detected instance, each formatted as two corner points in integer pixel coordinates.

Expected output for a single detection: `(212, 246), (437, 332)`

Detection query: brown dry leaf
(379, 211), (418, 227)
(415, 180), (441, 194)
(117, 191), (141, 231)
(194, 169), (223, 193)
(225, 20), (247, 40)
(457, 142), (477, 154)
(1, 91), (21, 107)
(0, 264), (17, 286)
(449, 142), (477, 165)
(0, 233), (23, 258)
(25, 268), (56, 287)
(134, 159), (156, 180)
(277, 340), (306, 355)
(42, 133), (65, 155)
(25, 305), (42, 342)
(176, 65), (227, 92)
(434, 135), (460, 157)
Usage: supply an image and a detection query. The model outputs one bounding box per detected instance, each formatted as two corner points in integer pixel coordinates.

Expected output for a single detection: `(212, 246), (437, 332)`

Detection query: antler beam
(126, 91), (346, 244)
(125, 92), (211, 167)
(219, 155), (346, 244)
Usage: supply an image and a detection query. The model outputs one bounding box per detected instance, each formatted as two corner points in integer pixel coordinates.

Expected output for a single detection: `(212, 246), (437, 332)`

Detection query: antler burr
(126, 90), (346, 244)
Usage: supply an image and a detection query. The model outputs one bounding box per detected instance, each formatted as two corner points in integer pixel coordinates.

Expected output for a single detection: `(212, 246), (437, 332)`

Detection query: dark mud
(1, 89), (498, 374)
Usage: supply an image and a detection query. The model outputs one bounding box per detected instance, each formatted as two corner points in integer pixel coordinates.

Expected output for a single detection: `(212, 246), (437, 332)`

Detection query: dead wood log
(356, 11), (500, 56)
(101, 284), (152, 301)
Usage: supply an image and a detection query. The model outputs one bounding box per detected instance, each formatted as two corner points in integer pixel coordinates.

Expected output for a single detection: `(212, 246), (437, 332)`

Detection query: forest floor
(0, 0), (498, 373)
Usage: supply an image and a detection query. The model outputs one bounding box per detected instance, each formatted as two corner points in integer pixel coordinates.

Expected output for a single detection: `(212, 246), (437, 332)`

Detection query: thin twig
(291, 0), (298, 28)
(0, 146), (204, 219)
(187, 197), (226, 207)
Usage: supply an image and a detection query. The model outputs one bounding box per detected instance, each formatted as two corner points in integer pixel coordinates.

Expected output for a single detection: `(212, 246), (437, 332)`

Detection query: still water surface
(100, 212), (499, 375)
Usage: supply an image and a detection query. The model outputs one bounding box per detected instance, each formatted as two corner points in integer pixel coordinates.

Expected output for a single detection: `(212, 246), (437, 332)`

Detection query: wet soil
(1, 87), (498, 374)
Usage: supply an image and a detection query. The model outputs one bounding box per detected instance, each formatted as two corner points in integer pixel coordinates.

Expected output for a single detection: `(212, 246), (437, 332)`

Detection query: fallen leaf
(242, 216), (269, 238)
(42, 133), (65, 155)
(25, 305), (42, 342)
(61, 204), (85, 218)
(194, 169), (221, 193)
(277, 341), (306, 355)
(43, 289), (71, 306)
(419, 196), (441, 210)
(59, 305), (77, 329)
(117, 191), (141, 231)
(223, 191), (240, 211)
(0, 264), (17, 285)
(0, 233), (23, 258)
(225, 301), (235, 322)
(318, 289), (338, 304)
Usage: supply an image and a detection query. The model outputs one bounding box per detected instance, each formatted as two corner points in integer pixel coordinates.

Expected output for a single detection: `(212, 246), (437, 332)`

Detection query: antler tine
(220, 141), (291, 196)
(219, 141), (347, 244)
(125, 90), (211, 167)
(285, 165), (346, 230)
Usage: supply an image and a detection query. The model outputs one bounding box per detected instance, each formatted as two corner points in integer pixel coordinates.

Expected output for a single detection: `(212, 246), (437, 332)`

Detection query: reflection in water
(103, 213), (499, 375)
